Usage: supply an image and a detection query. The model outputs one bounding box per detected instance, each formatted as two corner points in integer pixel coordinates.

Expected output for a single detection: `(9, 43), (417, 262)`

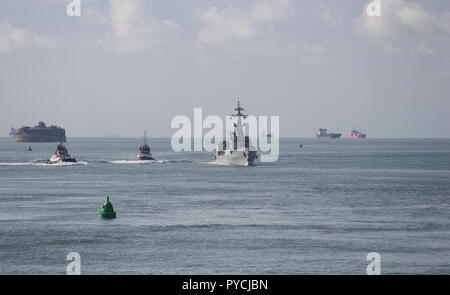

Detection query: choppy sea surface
(0, 138), (449, 274)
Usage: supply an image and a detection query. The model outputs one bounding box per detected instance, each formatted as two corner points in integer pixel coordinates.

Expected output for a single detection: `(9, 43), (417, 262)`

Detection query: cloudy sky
(1, 0), (450, 138)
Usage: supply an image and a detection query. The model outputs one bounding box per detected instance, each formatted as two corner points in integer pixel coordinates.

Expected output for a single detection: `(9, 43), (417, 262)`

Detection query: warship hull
(214, 150), (257, 166)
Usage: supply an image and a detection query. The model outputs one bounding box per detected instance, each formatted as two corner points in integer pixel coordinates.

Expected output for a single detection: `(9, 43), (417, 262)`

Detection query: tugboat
(214, 101), (258, 166)
(348, 127), (367, 138)
(137, 130), (154, 160)
(45, 140), (77, 164)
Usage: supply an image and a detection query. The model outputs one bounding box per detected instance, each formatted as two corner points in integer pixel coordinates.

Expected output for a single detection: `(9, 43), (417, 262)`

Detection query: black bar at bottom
(0, 275), (444, 294)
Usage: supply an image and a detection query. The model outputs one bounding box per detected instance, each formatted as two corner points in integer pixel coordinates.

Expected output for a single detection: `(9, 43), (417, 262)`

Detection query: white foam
(0, 162), (35, 166)
(42, 161), (88, 166)
(0, 161), (87, 167)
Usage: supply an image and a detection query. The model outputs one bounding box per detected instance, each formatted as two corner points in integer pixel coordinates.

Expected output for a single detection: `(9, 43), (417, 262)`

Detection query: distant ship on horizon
(316, 128), (341, 139)
(15, 121), (66, 142)
(348, 127), (367, 138)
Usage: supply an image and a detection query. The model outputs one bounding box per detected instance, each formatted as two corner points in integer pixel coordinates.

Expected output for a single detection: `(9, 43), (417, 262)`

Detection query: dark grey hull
(138, 156), (154, 160)
(45, 158), (77, 164)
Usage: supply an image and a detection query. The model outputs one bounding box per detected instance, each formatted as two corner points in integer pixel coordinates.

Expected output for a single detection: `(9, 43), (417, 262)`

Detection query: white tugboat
(45, 141), (77, 164)
(137, 130), (154, 160)
(214, 101), (258, 166)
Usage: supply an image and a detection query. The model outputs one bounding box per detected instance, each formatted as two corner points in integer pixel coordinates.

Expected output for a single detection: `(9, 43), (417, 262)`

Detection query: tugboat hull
(45, 158), (77, 164)
(137, 155), (154, 161)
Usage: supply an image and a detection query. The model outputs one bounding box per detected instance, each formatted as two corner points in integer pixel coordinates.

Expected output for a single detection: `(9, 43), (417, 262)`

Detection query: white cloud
(356, 0), (449, 38)
(197, 0), (293, 46)
(84, 6), (109, 25)
(396, 2), (435, 33)
(300, 54), (323, 65)
(301, 43), (325, 54)
(299, 42), (325, 65)
(100, 0), (177, 54)
(0, 22), (57, 53)
(355, 0), (450, 58)
(410, 43), (434, 56)
(439, 12), (450, 33)
(377, 41), (405, 54)
(309, 1), (343, 26)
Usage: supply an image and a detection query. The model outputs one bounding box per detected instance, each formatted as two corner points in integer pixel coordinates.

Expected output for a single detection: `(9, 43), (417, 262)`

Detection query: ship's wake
(0, 161), (88, 166)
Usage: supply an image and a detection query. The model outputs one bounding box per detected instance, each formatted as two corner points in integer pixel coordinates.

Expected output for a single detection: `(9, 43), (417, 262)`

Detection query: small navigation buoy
(100, 196), (116, 219)
(28, 146), (32, 151)
(300, 144), (303, 148)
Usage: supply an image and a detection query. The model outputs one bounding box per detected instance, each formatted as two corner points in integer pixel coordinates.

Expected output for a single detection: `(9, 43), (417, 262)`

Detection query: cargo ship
(15, 121), (66, 142)
(316, 128), (341, 139)
(348, 127), (366, 138)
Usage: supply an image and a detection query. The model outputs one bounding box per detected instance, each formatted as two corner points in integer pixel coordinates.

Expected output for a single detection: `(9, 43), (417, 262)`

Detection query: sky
(1, 0), (450, 138)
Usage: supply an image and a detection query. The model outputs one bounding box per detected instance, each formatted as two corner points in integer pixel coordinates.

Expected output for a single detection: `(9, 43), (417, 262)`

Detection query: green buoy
(100, 196), (116, 219)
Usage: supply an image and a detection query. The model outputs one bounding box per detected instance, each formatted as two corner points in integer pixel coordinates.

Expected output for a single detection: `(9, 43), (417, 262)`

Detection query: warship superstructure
(15, 121), (66, 142)
(214, 101), (258, 166)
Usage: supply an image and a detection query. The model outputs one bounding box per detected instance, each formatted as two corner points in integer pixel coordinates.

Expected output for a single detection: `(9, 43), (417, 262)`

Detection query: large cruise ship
(15, 121), (66, 142)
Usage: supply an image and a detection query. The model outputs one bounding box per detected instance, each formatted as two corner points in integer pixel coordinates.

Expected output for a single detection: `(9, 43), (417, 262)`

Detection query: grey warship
(15, 121), (66, 142)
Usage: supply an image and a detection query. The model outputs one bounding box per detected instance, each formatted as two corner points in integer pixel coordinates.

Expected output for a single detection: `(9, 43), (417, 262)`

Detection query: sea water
(0, 138), (449, 274)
